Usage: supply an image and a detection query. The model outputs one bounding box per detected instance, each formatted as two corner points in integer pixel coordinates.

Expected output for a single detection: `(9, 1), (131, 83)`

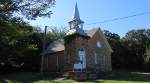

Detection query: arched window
(96, 41), (101, 48)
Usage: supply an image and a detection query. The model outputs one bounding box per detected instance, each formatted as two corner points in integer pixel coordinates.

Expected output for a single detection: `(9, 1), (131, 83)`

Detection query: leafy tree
(0, 21), (35, 73)
(46, 27), (66, 43)
(19, 32), (43, 71)
(144, 47), (150, 66)
(103, 30), (124, 69)
(125, 29), (150, 68)
(0, 0), (56, 73)
(104, 29), (150, 69)
(0, 0), (55, 20)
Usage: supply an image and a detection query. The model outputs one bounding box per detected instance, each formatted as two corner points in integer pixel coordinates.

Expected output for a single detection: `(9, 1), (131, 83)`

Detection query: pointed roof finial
(71, 2), (80, 20)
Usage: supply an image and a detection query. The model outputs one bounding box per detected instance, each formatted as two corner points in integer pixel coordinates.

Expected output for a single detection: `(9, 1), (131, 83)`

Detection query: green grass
(100, 80), (150, 83)
(83, 71), (150, 83)
(100, 71), (150, 83)
(0, 71), (150, 83)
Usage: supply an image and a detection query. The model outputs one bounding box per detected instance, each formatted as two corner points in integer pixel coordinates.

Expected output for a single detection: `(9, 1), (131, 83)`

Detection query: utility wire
(85, 11), (150, 25)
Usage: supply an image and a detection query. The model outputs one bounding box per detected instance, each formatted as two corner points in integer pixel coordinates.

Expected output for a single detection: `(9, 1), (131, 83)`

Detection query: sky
(28, 0), (150, 36)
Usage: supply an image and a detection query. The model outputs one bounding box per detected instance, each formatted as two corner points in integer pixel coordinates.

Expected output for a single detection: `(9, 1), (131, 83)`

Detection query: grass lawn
(98, 71), (150, 83)
(0, 71), (150, 83)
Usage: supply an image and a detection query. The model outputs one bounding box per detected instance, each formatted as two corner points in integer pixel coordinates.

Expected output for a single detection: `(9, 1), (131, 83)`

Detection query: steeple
(66, 2), (88, 36)
(68, 2), (84, 30)
(71, 2), (80, 21)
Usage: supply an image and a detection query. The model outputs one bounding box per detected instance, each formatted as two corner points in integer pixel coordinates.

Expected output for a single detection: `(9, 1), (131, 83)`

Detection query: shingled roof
(86, 28), (99, 37)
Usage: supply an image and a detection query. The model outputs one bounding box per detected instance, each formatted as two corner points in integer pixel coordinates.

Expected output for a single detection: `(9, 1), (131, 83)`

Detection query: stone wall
(87, 30), (112, 72)
(64, 29), (112, 72)
(64, 35), (89, 71)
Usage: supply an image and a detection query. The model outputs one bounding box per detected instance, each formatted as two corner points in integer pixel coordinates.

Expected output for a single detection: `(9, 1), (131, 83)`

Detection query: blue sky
(29, 0), (150, 36)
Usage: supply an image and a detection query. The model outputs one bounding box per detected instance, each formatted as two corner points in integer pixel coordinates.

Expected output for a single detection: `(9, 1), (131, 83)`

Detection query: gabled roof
(86, 28), (99, 37)
(87, 28), (113, 52)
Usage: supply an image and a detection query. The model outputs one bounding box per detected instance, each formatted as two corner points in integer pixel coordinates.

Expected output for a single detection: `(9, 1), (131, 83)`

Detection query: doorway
(74, 48), (86, 70)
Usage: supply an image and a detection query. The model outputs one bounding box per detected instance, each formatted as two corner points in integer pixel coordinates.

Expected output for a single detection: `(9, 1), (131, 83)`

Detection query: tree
(0, 21), (35, 73)
(144, 46), (150, 66)
(19, 32), (43, 71)
(125, 29), (150, 68)
(103, 30), (123, 69)
(104, 29), (150, 69)
(0, 0), (55, 20)
(45, 26), (66, 44)
(0, 0), (56, 73)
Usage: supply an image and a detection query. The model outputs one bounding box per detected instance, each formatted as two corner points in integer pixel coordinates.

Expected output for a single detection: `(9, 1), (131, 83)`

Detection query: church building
(44, 2), (112, 73)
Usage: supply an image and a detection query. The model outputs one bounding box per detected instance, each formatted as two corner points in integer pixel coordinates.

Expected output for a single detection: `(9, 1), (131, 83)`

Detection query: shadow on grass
(0, 72), (63, 83)
(100, 71), (150, 82)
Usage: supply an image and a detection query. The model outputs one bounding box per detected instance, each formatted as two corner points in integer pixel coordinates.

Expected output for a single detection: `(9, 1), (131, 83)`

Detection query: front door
(74, 48), (86, 70)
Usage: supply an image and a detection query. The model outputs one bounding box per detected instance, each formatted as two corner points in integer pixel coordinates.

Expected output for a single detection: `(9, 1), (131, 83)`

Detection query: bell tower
(68, 2), (84, 29)
(66, 2), (87, 36)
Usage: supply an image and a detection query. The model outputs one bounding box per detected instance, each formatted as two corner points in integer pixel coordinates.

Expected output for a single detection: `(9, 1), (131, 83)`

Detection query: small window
(94, 52), (98, 64)
(96, 41), (101, 48)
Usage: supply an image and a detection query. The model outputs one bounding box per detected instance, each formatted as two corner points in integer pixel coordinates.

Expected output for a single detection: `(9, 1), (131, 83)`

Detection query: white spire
(66, 2), (88, 37)
(71, 2), (80, 20)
